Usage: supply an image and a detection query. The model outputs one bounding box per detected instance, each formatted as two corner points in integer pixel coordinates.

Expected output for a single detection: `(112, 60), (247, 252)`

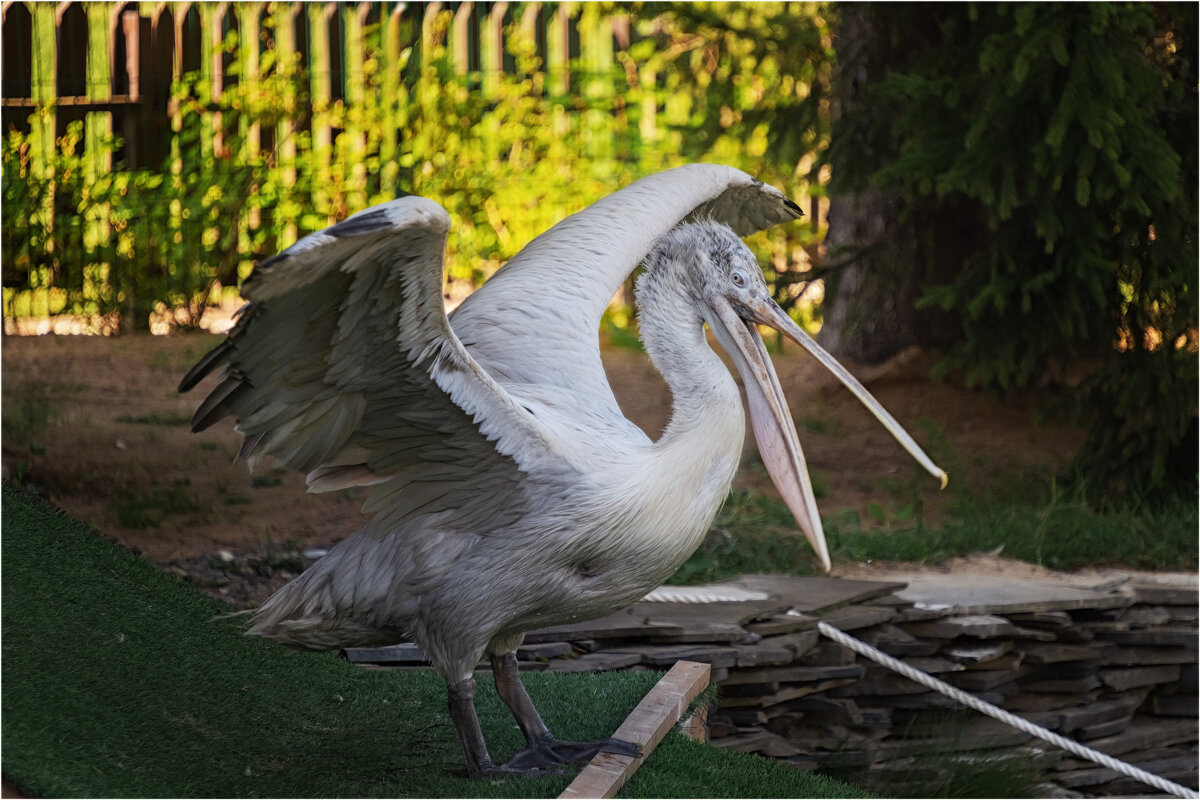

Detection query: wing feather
(450, 164), (801, 414)
(181, 196), (548, 528)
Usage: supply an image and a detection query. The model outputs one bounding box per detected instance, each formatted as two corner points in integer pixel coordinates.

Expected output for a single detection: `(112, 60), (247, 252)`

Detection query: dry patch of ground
(1, 332), (1084, 606)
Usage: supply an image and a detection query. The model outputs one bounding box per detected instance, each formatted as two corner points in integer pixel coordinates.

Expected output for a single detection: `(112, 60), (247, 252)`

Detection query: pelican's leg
(447, 675), (571, 779)
(490, 652), (641, 770)
(447, 676), (501, 778)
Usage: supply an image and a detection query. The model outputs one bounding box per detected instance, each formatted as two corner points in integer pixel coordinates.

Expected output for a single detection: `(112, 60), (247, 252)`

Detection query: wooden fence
(1, 2), (828, 333)
(2, 2), (655, 173)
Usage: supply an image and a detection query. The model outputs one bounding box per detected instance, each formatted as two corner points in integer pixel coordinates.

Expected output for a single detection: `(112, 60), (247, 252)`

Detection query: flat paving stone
(904, 614), (1020, 639)
(743, 613), (818, 636)
(818, 604), (897, 630)
(607, 643), (739, 670)
(516, 641), (574, 659)
(1097, 627), (1199, 648)
(343, 643), (427, 664)
(944, 640), (1013, 664)
(888, 574), (1131, 616)
(1099, 664), (1182, 690)
(524, 608), (683, 643)
(733, 574), (907, 614)
(545, 651), (644, 672)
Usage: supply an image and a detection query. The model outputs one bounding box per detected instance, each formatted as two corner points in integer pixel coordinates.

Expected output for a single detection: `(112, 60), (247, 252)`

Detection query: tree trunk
(818, 5), (977, 364)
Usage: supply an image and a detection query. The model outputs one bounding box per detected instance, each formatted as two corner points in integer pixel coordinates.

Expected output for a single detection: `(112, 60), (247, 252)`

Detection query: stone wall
(346, 572), (1198, 798)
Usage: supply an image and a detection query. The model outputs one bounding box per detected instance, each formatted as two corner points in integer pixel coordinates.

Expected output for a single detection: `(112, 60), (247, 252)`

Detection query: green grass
(111, 483), (207, 529)
(670, 475), (1198, 584)
(0, 483), (866, 798)
(828, 478), (1199, 571)
(114, 412), (192, 426)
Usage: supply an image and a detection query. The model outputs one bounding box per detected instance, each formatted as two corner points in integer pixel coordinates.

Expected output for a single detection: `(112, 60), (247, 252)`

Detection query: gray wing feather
(450, 164), (800, 411)
(181, 196), (548, 527)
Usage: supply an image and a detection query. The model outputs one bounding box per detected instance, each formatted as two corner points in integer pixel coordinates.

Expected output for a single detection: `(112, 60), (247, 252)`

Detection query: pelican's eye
(730, 269), (748, 288)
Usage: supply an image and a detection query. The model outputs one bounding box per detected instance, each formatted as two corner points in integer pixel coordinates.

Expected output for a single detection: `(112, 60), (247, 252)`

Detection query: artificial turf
(1, 482), (868, 798)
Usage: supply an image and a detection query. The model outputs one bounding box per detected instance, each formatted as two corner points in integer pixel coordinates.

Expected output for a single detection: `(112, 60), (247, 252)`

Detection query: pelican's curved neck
(635, 263), (743, 449)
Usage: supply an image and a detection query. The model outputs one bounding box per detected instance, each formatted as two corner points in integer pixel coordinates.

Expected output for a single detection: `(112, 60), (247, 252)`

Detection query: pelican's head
(646, 221), (948, 573)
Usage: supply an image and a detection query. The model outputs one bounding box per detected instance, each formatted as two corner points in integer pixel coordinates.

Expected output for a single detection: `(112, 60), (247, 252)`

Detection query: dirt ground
(1, 329), (1085, 608)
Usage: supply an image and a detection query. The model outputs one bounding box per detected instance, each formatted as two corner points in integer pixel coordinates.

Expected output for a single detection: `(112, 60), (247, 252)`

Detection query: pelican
(180, 164), (946, 778)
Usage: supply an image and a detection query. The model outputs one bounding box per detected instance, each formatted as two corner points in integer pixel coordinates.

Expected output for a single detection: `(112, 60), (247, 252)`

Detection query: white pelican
(180, 164), (946, 778)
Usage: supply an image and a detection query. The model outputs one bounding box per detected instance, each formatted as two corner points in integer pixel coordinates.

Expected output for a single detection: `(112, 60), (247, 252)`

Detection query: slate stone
(709, 708), (767, 727)
(608, 643), (739, 670)
(944, 640), (1013, 664)
(785, 697), (868, 725)
(1099, 664), (1181, 690)
(712, 729), (803, 758)
(1097, 627), (1199, 649)
(1018, 641), (1109, 664)
(731, 640), (795, 668)
(866, 689), (1006, 709)
(1075, 716), (1132, 740)
(890, 574), (1130, 616)
(901, 656), (965, 674)
(961, 653), (1023, 672)
(904, 614), (1019, 639)
(1103, 646), (1197, 666)
(818, 604), (897, 631)
(734, 574), (907, 614)
(637, 599), (787, 639)
(829, 670), (927, 698)
(1082, 717), (1198, 757)
(874, 718), (1034, 758)
(720, 662), (864, 686)
(1166, 604), (1199, 623)
(1145, 693), (1199, 717)
(950, 666), (1033, 692)
(643, 622), (749, 644)
(524, 609), (683, 643)
(1055, 696), (1142, 733)
(796, 639), (856, 666)
(743, 613), (818, 636)
(1003, 690), (1099, 712)
(516, 641), (574, 660)
(1119, 604), (1173, 628)
(1026, 660), (1098, 679)
(722, 678), (860, 709)
(1130, 584), (1198, 605)
(769, 629), (820, 660)
(1020, 674), (1103, 693)
(545, 652), (643, 672)
(859, 623), (943, 656)
(343, 643), (427, 664)
(1007, 610), (1073, 628)
(1009, 624), (1058, 642)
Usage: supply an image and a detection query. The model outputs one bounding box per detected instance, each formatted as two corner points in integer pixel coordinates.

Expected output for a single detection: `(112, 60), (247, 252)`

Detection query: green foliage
(2, 3), (829, 332)
(825, 3), (1197, 502)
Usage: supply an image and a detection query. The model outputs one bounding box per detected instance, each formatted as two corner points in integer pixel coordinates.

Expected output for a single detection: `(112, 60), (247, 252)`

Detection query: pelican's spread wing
(180, 197), (544, 529)
(449, 164), (801, 409)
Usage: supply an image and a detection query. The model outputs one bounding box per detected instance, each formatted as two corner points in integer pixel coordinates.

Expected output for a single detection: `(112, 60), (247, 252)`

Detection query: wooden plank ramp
(559, 660), (710, 799)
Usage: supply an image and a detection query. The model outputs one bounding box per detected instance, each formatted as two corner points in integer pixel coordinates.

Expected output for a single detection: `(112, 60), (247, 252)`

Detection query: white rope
(817, 621), (1199, 799)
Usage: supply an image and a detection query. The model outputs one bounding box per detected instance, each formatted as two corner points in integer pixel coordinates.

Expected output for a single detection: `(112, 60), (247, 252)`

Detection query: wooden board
(558, 660), (711, 800)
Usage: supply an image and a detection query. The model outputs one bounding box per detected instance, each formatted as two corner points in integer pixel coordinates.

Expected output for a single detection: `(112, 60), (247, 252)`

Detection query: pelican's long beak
(714, 294), (949, 574)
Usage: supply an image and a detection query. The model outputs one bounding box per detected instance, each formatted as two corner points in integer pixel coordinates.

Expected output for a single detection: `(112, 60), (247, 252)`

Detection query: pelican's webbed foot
(502, 734), (641, 771)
